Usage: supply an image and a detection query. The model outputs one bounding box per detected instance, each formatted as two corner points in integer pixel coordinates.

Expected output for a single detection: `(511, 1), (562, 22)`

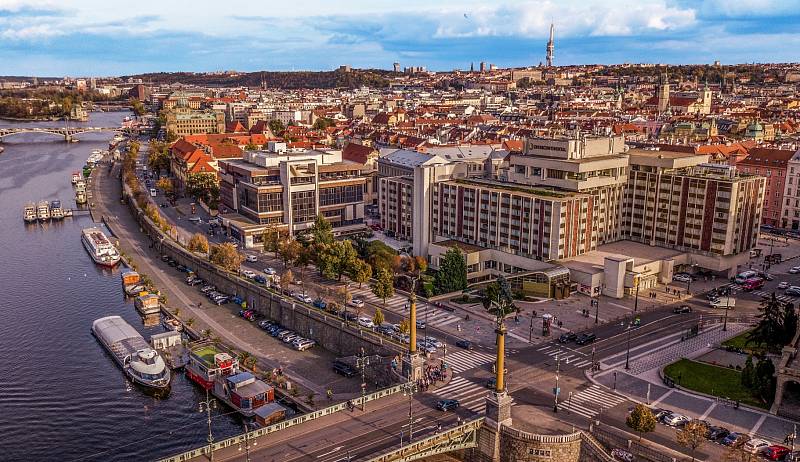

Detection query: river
(0, 112), (240, 461)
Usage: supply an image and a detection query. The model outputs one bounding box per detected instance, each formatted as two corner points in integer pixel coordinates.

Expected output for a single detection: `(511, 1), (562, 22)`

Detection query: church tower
(657, 71), (670, 114)
(701, 81), (712, 114)
(545, 23), (554, 67)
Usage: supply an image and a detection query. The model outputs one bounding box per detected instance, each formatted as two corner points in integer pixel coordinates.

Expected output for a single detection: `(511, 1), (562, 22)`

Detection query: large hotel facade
(378, 134), (765, 298)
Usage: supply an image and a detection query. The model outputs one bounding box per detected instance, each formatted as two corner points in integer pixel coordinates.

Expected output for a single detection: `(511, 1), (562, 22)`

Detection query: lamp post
(723, 287), (730, 332)
(553, 355), (561, 413)
(239, 420), (254, 462)
(593, 297), (599, 324)
(401, 380), (419, 444)
(624, 316), (632, 370)
(633, 275), (640, 312)
(356, 347), (370, 411)
(199, 389), (216, 462)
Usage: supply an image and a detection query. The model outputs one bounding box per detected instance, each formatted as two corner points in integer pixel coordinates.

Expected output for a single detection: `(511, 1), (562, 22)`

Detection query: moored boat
(36, 200), (50, 221)
(81, 227), (120, 266)
(92, 316), (171, 391)
(23, 202), (37, 222)
(50, 200), (64, 220)
(71, 172), (81, 184)
(134, 293), (160, 316)
(185, 341), (274, 417)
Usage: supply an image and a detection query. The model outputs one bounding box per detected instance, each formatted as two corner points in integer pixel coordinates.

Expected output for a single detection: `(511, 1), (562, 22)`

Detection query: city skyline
(1, 0), (800, 75)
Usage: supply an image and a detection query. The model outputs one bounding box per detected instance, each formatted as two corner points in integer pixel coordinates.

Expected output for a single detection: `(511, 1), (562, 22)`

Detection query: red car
(763, 445), (790, 460)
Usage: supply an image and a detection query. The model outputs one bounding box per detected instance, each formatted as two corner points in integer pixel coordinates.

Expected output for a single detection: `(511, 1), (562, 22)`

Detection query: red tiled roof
(342, 143), (375, 164)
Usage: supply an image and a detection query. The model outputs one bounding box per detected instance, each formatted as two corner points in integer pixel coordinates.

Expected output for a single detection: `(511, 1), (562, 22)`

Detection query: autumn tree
(187, 233), (209, 253)
(398, 318), (410, 334)
(351, 259), (372, 288)
(185, 172), (219, 206)
(262, 226), (285, 258)
(156, 177), (173, 194)
(676, 421), (708, 462)
(280, 269), (294, 293)
(372, 267), (394, 306)
(373, 307), (385, 327)
(278, 238), (302, 269)
(626, 404), (656, 441)
(209, 242), (244, 272)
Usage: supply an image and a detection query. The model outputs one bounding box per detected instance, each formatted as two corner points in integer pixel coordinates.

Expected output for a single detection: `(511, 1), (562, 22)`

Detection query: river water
(0, 112), (240, 461)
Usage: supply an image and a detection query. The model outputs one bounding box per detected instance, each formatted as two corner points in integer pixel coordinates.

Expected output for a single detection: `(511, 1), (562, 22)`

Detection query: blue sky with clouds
(0, 0), (799, 76)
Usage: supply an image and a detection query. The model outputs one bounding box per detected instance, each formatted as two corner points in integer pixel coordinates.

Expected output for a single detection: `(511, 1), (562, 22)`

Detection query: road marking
(699, 402), (717, 420)
(650, 389), (674, 407)
(750, 413), (768, 437)
(607, 302), (633, 312)
(506, 331), (530, 343)
(537, 344), (554, 351)
(316, 446), (344, 458)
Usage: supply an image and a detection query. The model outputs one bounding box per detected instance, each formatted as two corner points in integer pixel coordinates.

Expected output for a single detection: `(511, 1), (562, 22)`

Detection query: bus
(735, 270), (758, 284)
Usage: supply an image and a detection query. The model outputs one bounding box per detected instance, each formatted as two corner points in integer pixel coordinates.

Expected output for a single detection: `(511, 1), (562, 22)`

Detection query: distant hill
(121, 69), (395, 89)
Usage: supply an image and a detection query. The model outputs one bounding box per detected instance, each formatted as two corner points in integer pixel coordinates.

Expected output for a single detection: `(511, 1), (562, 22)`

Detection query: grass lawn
(663, 359), (769, 409)
(721, 329), (769, 355)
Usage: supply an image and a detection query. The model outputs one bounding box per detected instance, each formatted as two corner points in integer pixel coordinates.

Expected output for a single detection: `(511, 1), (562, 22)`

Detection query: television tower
(546, 23), (555, 67)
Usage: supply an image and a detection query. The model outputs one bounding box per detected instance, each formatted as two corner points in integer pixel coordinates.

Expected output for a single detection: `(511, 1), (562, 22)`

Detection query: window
(291, 190), (316, 223)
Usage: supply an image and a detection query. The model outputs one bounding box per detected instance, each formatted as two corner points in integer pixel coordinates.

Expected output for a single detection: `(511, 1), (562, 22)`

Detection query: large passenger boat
(92, 316), (171, 391)
(36, 200), (50, 221)
(185, 341), (273, 417)
(50, 200), (64, 220)
(23, 202), (37, 223)
(81, 227), (121, 266)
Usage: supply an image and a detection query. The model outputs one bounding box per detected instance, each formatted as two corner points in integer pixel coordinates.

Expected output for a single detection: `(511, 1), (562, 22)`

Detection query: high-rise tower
(545, 23), (554, 67)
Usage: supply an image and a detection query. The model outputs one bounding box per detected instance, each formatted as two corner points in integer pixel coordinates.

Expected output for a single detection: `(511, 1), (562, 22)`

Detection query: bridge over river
(0, 126), (125, 142)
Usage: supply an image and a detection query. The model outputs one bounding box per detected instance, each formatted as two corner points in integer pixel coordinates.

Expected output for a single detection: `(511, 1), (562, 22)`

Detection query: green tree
(676, 420), (708, 462)
(278, 238), (302, 269)
(753, 357), (776, 403)
(741, 355), (755, 389)
(268, 119), (284, 134)
(434, 248), (468, 293)
(146, 142), (171, 176)
(373, 307), (385, 327)
(313, 117), (334, 130)
(209, 242), (244, 272)
(351, 259), (372, 288)
(187, 233), (209, 253)
(244, 141), (258, 151)
(295, 247), (312, 295)
(366, 240), (397, 272)
(185, 172), (219, 205)
(130, 98), (146, 116)
(783, 303), (798, 345)
(310, 214), (334, 247)
(262, 226), (285, 258)
(626, 403), (656, 441)
(372, 268), (394, 306)
(748, 294), (786, 352)
(319, 240), (358, 281)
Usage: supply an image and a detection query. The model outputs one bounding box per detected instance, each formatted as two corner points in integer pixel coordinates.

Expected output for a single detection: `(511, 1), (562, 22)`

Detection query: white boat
(75, 190), (87, 205)
(37, 200), (50, 221)
(63, 209), (73, 217)
(23, 202), (37, 223)
(92, 316), (171, 391)
(50, 200), (64, 220)
(71, 172), (81, 184)
(81, 227), (121, 267)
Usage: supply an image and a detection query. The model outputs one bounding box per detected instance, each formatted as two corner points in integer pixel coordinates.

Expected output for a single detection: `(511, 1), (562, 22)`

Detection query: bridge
(0, 126), (124, 142)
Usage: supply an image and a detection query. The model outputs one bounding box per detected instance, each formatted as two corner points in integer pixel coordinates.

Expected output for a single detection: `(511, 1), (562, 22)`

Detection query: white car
(790, 266), (800, 274)
(673, 274), (692, 283)
(293, 339), (316, 351)
(246, 255), (258, 263)
(350, 299), (365, 308)
(264, 267), (276, 275)
(779, 281), (790, 289)
(241, 269), (256, 279)
(662, 413), (690, 427)
(357, 317), (375, 328)
(296, 294), (313, 304)
(423, 337), (443, 348)
(743, 438), (770, 454)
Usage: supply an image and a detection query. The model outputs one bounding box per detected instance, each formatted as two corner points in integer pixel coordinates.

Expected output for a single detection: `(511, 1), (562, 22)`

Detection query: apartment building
(736, 147), (795, 227)
(165, 106), (225, 136)
(781, 149), (800, 230)
(624, 149), (765, 258)
(218, 143), (366, 247)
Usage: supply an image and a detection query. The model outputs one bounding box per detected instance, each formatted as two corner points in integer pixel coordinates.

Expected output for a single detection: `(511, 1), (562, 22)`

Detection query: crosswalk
(445, 350), (497, 373)
(535, 343), (592, 369)
(557, 385), (627, 419)
(717, 283), (798, 303)
(433, 376), (488, 413)
(350, 286), (463, 330)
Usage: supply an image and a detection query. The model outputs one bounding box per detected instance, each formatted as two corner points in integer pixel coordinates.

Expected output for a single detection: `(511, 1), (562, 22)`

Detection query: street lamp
(723, 287), (730, 332)
(593, 297), (599, 325)
(356, 347), (370, 411)
(624, 316), (632, 370)
(401, 380), (419, 444)
(633, 275), (640, 312)
(553, 355), (561, 413)
(238, 420), (255, 462)
(199, 389), (216, 462)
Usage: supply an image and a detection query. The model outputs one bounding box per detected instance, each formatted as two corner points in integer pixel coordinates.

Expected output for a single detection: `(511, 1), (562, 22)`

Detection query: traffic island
(662, 358), (770, 409)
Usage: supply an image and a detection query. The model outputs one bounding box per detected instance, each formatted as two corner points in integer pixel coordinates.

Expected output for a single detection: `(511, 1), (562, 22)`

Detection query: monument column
(402, 291), (424, 381)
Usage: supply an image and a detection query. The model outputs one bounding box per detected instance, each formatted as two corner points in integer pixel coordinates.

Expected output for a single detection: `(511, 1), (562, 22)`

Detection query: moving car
(710, 297), (736, 309)
(455, 339), (473, 350)
(762, 445), (790, 460)
(559, 332), (578, 343)
(416, 320), (426, 330)
(673, 273), (693, 283)
(350, 299), (365, 308)
(741, 277), (765, 291)
(787, 287), (800, 297)
(779, 281), (790, 289)
(576, 333), (596, 345)
(245, 255), (258, 263)
(673, 305), (692, 314)
(241, 269), (256, 279)
(790, 267), (800, 274)
(264, 267), (276, 275)
(436, 399), (460, 411)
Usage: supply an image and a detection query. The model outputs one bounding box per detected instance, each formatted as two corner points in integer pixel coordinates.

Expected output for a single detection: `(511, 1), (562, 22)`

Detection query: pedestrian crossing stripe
(446, 350), (496, 373)
(557, 385), (627, 419)
(434, 377), (488, 413)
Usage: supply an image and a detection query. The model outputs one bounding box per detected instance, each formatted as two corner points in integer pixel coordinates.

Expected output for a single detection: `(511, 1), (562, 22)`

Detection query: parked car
(332, 360), (357, 377)
(264, 267), (276, 275)
(790, 266), (800, 274)
(559, 332), (578, 343)
(350, 299), (365, 308)
(743, 438), (770, 454)
(663, 413), (690, 427)
(673, 273), (693, 283)
(706, 426), (730, 440)
(296, 294), (313, 304)
(673, 305), (692, 314)
(787, 287), (800, 297)
(357, 317), (375, 328)
(721, 432), (749, 447)
(779, 281), (790, 289)
(436, 399), (460, 411)
(313, 298), (327, 309)
(241, 269), (256, 279)
(293, 339), (316, 351)
(762, 445), (790, 460)
(245, 255), (258, 263)
(456, 339), (473, 350)
(653, 409), (673, 422)
(576, 333), (597, 345)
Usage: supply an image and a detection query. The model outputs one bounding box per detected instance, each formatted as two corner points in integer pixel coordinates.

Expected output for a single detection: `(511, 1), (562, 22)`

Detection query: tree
(351, 259), (372, 288)
(268, 119), (284, 134)
(262, 226), (285, 258)
(434, 248), (468, 294)
(295, 247), (312, 295)
(753, 357), (776, 403)
(244, 141), (258, 151)
(310, 214), (334, 247)
(187, 233), (209, 253)
(366, 240), (396, 272)
(483, 276), (519, 325)
(313, 117), (334, 130)
(209, 242), (244, 272)
(156, 177), (173, 194)
(783, 303), (798, 345)
(319, 240), (359, 281)
(373, 307), (385, 327)
(185, 172), (219, 206)
(748, 294), (786, 352)
(146, 142), (171, 176)
(130, 98), (146, 116)
(676, 420), (707, 461)
(741, 355), (755, 389)
(278, 238), (302, 269)
(626, 404), (656, 441)
(280, 269), (294, 293)
(398, 318), (410, 334)
(372, 267), (394, 306)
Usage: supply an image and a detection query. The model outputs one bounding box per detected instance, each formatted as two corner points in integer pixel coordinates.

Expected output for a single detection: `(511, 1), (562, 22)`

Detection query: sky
(1, 0), (799, 76)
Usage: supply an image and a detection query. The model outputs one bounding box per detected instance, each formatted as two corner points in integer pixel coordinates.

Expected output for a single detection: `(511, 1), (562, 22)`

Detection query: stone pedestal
(403, 352), (425, 381)
(470, 391), (514, 462)
(485, 391), (513, 428)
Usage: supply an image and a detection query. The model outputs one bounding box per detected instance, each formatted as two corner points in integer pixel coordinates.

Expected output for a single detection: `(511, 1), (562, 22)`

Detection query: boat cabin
(254, 402), (287, 427)
(134, 293), (160, 315)
(218, 371), (273, 411)
(121, 270), (141, 287)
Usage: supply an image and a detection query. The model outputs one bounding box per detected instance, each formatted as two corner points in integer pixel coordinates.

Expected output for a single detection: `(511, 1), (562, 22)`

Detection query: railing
(579, 432), (616, 462)
(364, 418), (484, 462)
(157, 384), (406, 462)
(501, 426), (582, 443)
